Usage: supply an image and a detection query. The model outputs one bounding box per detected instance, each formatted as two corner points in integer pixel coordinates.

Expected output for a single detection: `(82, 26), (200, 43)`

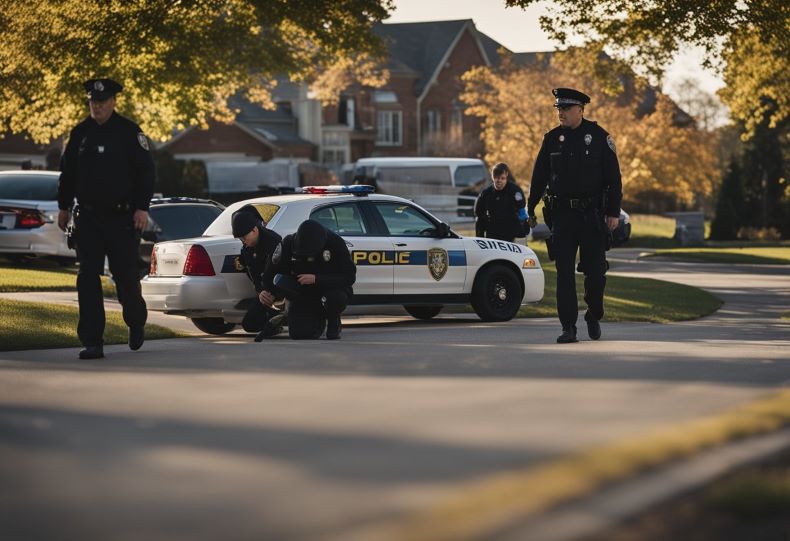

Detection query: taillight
(0, 207), (46, 229)
(149, 246), (157, 276)
(183, 245), (215, 276)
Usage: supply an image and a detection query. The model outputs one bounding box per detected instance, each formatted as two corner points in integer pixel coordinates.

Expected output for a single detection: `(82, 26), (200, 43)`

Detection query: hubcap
(496, 285), (507, 301)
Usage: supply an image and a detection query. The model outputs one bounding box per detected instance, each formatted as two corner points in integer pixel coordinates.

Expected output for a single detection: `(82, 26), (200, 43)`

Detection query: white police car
(142, 186), (544, 335)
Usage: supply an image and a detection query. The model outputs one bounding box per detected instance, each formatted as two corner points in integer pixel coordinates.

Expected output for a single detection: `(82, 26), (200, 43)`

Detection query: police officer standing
(57, 78), (155, 359)
(528, 88), (622, 344)
(231, 208), (285, 341)
(272, 219), (356, 340)
(474, 162), (529, 242)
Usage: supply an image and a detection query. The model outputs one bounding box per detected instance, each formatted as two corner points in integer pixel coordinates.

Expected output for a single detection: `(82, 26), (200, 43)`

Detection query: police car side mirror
(436, 222), (450, 238)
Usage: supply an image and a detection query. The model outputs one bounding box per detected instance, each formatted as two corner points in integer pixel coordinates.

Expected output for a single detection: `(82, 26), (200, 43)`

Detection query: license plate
(0, 212), (15, 230)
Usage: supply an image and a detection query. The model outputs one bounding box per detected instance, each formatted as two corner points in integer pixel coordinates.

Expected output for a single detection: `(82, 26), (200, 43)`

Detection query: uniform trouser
(552, 208), (607, 329)
(274, 274), (349, 339)
(75, 211), (147, 346)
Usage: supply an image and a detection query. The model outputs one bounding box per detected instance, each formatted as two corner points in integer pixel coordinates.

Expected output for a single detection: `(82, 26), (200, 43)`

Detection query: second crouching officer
(272, 220), (356, 339)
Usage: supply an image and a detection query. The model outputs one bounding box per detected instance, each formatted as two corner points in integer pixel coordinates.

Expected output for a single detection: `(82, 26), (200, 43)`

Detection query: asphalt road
(1, 253), (788, 541)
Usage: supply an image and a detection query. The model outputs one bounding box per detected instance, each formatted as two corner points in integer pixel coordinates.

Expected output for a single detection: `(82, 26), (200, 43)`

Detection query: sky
(386, 0), (726, 102)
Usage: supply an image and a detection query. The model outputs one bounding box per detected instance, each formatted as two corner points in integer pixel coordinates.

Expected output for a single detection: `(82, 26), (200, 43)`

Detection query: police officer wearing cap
(474, 162), (529, 242)
(527, 88), (623, 344)
(232, 207), (285, 341)
(271, 219), (356, 340)
(57, 78), (156, 359)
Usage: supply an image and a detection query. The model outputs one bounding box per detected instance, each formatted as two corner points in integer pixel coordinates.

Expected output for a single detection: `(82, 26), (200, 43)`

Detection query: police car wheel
(190, 317), (236, 335)
(471, 264), (521, 322)
(403, 305), (443, 320)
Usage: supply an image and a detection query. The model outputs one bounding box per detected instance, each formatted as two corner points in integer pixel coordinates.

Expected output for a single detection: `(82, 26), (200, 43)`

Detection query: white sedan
(142, 186), (544, 335)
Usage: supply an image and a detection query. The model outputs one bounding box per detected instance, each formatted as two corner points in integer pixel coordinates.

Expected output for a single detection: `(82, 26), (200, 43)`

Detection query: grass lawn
(0, 262), (116, 297)
(0, 298), (181, 351)
(519, 242), (722, 322)
(649, 246), (790, 265)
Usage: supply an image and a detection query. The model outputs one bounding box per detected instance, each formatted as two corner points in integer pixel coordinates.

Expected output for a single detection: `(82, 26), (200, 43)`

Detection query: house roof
(374, 19), (508, 96)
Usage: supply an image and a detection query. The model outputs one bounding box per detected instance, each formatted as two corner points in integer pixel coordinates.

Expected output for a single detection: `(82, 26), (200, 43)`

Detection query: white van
(352, 157), (488, 221)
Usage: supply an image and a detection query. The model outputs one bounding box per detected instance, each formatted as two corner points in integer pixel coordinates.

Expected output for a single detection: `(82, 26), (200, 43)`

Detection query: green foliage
(0, 262), (115, 297)
(0, 0), (393, 142)
(710, 158), (745, 240)
(505, 1), (790, 140)
(0, 299), (179, 351)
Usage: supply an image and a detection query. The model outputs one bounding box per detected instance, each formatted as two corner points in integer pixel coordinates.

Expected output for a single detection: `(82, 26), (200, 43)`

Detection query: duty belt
(543, 194), (598, 210)
(78, 201), (132, 214)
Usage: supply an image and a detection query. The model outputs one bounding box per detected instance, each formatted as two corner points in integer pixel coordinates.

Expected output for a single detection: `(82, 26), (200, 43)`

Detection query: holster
(541, 200), (555, 261)
(65, 205), (78, 249)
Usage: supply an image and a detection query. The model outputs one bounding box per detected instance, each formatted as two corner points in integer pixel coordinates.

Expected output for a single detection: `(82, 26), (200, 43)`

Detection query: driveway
(1, 250), (788, 541)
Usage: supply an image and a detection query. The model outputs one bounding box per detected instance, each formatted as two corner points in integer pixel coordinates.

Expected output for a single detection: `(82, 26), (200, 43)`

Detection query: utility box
(666, 211), (705, 246)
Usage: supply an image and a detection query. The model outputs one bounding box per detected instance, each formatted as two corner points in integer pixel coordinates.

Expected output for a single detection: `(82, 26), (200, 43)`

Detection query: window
(339, 96), (355, 129)
(454, 165), (488, 187)
(148, 205), (223, 241)
(310, 203), (367, 236)
(375, 202), (437, 237)
(376, 110), (402, 146)
(426, 109), (442, 135)
(0, 175), (58, 201)
(450, 107), (463, 141)
(379, 166), (451, 186)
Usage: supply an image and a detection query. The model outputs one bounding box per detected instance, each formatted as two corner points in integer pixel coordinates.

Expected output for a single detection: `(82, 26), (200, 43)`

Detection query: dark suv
(139, 197), (225, 273)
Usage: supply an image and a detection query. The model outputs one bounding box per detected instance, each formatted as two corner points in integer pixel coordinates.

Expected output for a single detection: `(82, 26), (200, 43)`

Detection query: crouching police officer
(272, 220), (356, 339)
(232, 208), (285, 341)
(527, 88), (622, 344)
(57, 78), (155, 359)
(474, 162), (529, 242)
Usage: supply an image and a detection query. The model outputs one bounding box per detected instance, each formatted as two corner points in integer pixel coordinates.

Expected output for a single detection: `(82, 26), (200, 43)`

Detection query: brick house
(322, 19), (508, 164)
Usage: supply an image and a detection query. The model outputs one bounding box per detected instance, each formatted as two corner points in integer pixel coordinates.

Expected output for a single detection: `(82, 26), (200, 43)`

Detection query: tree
(709, 158), (745, 240)
(461, 48), (719, 211)
(0, 0), (393, 143)
(505, 0), (790, 138)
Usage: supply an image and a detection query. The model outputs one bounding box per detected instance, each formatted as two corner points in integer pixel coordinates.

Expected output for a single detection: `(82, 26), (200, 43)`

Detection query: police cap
(293, 219), (327, 257)
(84, 78), (123, 101)
(553, 88), (590, 108)
(231, 211), (259, 238)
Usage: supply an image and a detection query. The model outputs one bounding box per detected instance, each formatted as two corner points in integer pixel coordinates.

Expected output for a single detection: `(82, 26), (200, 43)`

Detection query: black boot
(585, 311), (601, 341)
(326, 315), (342, 340)
(129, 325), (145, 351)
(556, 326), (578, 344)
(254, 320), (283, 342)
(79, 345), (104, 359)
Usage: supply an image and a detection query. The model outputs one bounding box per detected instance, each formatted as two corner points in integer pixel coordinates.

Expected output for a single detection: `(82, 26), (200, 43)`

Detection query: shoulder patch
(606, 135), (616, 154)
(514, 191), (523, 202)
(137, 132), (150, 151)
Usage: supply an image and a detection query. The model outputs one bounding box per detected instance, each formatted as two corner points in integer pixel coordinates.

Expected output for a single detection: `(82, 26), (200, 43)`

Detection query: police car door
(309, 202), (392, 296)
(373, 202), (466, 295)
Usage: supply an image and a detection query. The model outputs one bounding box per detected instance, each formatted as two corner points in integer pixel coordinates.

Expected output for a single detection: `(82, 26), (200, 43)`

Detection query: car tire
(471, 264), (522, 322)
(190, 317), (236, 335)
(403, 305), (443, 320)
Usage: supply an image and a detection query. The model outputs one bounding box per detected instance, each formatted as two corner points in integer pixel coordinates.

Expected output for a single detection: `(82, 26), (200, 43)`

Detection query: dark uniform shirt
(474, 181), (527, 240)
(528, 118), (622, 217)
(58, 111), (155, 211)
(239, 225), (282, 293)
(273, 229), (356, 296)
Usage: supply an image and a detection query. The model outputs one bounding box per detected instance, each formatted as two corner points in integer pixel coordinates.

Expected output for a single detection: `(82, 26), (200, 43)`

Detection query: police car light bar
(298, 185), (375, 196)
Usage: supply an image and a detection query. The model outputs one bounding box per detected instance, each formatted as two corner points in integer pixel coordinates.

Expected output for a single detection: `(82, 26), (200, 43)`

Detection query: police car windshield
(0, 175), (58, 201)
